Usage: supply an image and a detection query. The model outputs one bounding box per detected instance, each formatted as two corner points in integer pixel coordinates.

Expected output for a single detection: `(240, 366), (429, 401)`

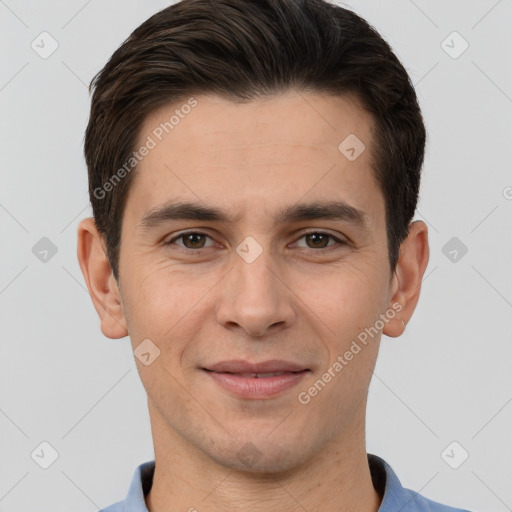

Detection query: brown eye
(181, 233), (206, 248)
(166, 232), (215, 250)
(294, 232), (343, 249)
(305, 233), (331, 248)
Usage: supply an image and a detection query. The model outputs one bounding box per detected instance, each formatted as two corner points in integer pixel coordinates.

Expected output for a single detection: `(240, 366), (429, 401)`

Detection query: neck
(145, 403), (382, 512)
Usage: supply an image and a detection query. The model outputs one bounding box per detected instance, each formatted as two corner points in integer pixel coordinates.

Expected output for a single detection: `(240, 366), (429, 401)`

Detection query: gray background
(1, 1), (511, 510)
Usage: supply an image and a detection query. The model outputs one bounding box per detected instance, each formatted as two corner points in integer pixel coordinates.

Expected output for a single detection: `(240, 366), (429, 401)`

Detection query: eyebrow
(138, 200), (369, 231)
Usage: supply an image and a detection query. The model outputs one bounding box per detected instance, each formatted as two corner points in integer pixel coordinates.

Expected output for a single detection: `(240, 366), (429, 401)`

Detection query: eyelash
(164, 231), (348, 252)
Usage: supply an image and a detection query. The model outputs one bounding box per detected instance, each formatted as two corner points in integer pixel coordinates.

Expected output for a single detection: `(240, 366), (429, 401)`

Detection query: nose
(215, 245), (297, 338)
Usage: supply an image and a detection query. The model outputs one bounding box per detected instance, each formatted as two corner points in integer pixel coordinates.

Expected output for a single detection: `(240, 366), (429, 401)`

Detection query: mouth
(205, 371), (304, 378)
(202, 360), (310, 399)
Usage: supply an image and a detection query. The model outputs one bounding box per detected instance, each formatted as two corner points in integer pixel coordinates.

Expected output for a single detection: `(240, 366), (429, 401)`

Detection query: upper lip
(204, 359), (309, 373)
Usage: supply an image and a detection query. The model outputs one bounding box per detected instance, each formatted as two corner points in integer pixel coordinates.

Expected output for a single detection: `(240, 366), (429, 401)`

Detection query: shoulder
(401, 487), (472, 512)
(98, 460), (155, 512)
(368, 454), (472, 512)
(98, 501), (124, 512)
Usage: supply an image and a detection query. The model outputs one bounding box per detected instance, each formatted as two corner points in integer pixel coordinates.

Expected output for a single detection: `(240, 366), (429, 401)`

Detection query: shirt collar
(113, 453), (455, 511)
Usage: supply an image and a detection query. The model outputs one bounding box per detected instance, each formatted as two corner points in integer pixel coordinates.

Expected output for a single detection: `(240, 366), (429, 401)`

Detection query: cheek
(296, 260), (388, 344)
(122, 265), (218, 352)
(297, 268), (384, 418)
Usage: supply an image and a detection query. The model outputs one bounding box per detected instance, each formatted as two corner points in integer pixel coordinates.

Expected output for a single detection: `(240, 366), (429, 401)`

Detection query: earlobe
(77, 218), (129, 339)
(383, 220), (429, 338)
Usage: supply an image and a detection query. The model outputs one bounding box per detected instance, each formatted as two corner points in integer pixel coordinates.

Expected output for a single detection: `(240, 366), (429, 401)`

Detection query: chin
(205, 436), (312, 475)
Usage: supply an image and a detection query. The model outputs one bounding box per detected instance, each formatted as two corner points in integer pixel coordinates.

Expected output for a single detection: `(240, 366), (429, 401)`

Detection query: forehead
(140, 90), (373, 159)
(125, 91), (383, 229)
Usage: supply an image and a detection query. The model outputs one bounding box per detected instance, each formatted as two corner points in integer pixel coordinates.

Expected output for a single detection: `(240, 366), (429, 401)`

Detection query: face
(102, 91), (403, 472)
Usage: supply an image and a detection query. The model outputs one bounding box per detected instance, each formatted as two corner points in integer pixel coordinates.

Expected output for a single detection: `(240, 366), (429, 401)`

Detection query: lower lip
(204, 370), (309, 399)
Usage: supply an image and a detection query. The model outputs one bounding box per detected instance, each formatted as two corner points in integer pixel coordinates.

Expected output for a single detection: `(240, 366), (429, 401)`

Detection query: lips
(203, 359), (308, 375)
(202, 360), (310, 399)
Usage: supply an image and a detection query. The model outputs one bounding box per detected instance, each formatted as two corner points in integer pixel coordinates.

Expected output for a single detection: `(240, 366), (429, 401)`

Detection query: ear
(383, 220), (429, 338)
(76, 217), (128, 339)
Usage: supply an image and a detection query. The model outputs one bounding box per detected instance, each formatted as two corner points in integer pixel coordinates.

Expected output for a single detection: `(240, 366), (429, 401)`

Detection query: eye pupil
(307, 233), (329, 248)
(183, 233), (205, 248)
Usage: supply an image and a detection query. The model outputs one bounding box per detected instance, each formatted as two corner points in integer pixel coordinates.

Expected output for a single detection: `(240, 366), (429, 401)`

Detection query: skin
(77, 90), (429, 512)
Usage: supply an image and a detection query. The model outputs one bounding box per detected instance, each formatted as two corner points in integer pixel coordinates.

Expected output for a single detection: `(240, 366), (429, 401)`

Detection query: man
(77, 0), (471, 510)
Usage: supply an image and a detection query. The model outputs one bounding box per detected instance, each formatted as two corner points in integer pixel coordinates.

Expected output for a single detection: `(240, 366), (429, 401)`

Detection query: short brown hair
(84, 0), (426, 281)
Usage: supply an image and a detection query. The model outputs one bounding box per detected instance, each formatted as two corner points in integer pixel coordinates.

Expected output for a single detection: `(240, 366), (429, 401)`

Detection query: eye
(165, 231), (216, 250)
(164, 230), (348, 252)
(293, 231), (346, 249)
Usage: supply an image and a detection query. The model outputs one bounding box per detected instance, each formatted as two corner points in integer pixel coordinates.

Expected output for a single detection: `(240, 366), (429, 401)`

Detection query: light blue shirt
(99, 453), (471, 511)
